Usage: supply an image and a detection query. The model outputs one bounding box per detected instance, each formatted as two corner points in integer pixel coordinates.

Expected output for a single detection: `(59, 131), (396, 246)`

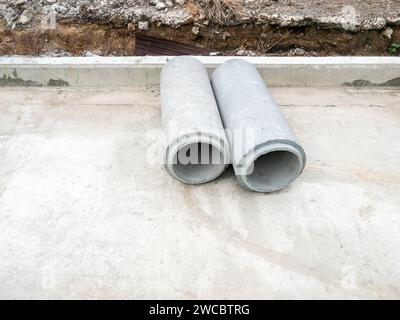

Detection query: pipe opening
(172, 142), (225, 184)
(246, 150), (301, 192)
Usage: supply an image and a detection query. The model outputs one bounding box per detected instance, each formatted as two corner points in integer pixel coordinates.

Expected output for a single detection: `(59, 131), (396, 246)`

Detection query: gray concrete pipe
(211, 59), (306, 192)
(160, 57), (229, 184)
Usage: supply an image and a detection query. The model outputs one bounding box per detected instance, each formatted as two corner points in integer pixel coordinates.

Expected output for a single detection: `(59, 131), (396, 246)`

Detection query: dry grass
(195, 0), (243, 25)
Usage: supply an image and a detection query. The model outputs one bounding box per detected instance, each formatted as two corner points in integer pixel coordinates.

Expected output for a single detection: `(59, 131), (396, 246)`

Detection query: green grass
(388, 43), (400, 54)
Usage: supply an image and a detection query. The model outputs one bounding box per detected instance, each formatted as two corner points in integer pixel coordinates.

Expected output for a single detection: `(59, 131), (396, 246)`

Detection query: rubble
(0, 0), (399, 31)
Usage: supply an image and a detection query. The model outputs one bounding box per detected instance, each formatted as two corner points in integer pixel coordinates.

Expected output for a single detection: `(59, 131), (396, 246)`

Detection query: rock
(39, 48), (72, 57)
(340, 5), (358, 31)
(156, 2), (167, 11)
(290, 47), (306, 56)
(0, 0), (193, 30)
(2, 7), (18, 27)
(41, 5), (57, 30)
(237, 49), (246, 56)
(191, 26), (200, 35)
(111, 14), (124, 27)
(18, 14), (31, 25)
(235, 49), (256, 56)
(382, 27), (393, 39)
(222, 31), (231, 40)
(138, 21), (149, 30)
(0, 0), (399, 33)
(15, 0), (28, 8)
(127, 22), (136, 31)
(17, 9), (34, 25)
(83, 50), (101, 57)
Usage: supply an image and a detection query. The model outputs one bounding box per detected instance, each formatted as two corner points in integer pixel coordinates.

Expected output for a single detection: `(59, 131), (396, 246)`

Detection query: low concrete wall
(0, 56), (399, 87)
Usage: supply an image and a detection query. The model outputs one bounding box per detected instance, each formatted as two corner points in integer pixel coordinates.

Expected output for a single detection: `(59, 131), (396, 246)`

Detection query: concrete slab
(0, 86), (399, 299)
(1, 56), (400, 87)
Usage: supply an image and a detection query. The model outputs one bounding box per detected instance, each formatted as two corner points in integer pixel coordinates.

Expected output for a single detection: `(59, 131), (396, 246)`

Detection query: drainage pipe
(211, 59), (306, 192)
(161, 57), (229, 184)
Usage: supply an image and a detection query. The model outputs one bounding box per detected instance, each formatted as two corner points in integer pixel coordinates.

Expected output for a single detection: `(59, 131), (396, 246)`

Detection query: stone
(2, 7), (18, 26)
(191, 26), (199, 35)
(235, 49), (256, 56)
(111, 14), (124, 27)
(382, 27), (393, 39)
(291, 47), (306, 56)
(17, 9), (33, 25)
(83, 50), (101, 57)
(138, 21), (149, 30)
(15, 0), (28, 8)
(222, 31), (231, 40)
(155, 2), (167, 11)
(127, 22), (136, 31)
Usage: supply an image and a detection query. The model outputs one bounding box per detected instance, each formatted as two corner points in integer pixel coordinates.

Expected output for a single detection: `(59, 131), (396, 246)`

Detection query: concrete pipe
(160, 57), (229, 184)
(211, 59), (306, 192)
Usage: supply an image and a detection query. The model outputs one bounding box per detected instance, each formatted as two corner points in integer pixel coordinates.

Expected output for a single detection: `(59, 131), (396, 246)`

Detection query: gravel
(0, 0), (399, 31)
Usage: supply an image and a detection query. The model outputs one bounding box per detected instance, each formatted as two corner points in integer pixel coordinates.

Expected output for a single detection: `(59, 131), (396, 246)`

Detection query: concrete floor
(0, 86), (399, 299)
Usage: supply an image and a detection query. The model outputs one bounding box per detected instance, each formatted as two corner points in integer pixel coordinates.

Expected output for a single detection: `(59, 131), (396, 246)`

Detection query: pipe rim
(164, 133), (228, 185)
(237, 141), (306, 193)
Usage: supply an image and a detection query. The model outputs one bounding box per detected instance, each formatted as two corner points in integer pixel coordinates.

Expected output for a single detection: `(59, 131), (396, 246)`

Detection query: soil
(0, 23), (399, 57)
(0, 0), (399, 56)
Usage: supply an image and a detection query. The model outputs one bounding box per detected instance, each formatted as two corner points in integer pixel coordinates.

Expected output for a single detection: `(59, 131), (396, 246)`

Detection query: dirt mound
(0, 0), (399, 56)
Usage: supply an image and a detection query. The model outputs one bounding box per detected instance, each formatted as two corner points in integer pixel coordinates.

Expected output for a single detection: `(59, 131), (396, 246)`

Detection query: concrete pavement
(0, 86), (399, 299)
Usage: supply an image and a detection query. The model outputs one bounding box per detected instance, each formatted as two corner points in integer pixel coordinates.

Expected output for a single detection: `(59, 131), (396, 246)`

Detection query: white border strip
(1, 56), (400, 66)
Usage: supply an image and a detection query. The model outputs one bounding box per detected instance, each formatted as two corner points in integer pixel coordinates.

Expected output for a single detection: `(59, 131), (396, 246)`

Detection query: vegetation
(197, 0), (242, 24)
(388, 42), (400, 54)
